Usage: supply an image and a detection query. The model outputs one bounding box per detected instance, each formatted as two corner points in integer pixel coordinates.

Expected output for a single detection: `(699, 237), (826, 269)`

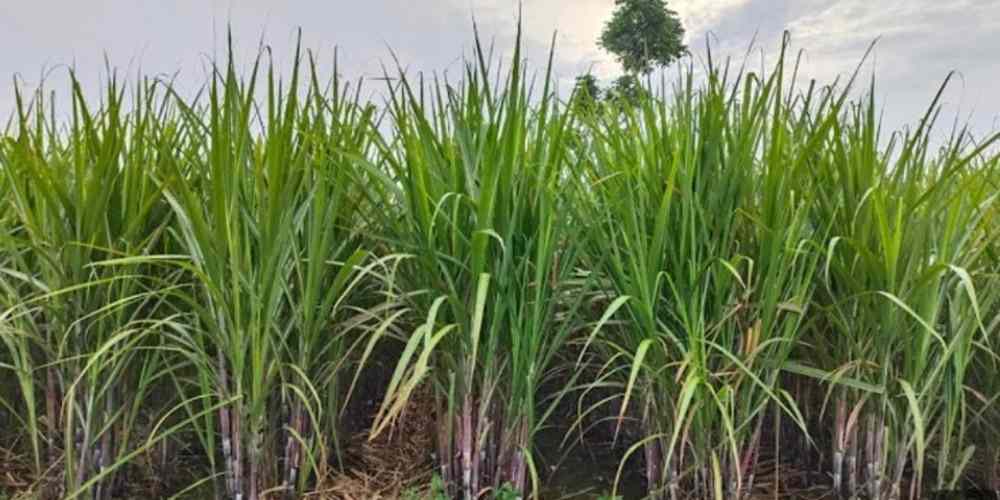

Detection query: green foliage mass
(1, 26), (998, 500)
(599, 0), (687, 75)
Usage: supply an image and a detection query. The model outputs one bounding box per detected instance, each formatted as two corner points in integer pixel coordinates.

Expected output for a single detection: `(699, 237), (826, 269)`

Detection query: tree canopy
(571, 74), (602, 114)
(599, 0), (687, 75)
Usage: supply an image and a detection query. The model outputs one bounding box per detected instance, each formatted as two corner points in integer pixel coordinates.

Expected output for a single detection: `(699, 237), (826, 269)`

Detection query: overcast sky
(2, 0), (998, 138)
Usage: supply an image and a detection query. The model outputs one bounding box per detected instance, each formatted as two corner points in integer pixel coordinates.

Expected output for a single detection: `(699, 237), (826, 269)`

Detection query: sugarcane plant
(576, 40), (840, 499)
(362, 27), (604, 499)
(799, 74), (1000, 499)
(0, 73), (187, 499)
(159, 37), (383, 499)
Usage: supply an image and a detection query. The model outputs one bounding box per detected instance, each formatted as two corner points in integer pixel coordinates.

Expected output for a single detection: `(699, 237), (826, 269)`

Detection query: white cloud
(788, 0), (994, 48)
(443, 0), (619, 78)
(671, 0), (754, 38)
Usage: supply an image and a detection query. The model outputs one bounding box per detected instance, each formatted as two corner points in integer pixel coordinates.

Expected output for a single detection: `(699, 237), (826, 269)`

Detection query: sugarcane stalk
(641, 404), (664, 500)
(700, 461), (709, 498)
(509, 445), (524, 493)
(846, 416), (858, 497)
(93, 436), (106, 500)
(774, 401), (781, 500)
(741, 418), (764, 500)
(666, 449), (679, 500)
(283, 401), (302, 499)
(487, 414), (498, 489)
(74, 422), (88, 493)
(727, 447), (739, 500)
(160, 435), (168, 472)
(217, 352), (235, 498)
(46, 365), (60, 463)
(471, 403), (481, 497)
(889, 444), (906, 500)
(437, 411), (453, 495)
(874, 418), (885, 499)
(792, 376), (803, 466)
(232, 405), (243, 500)
(95, 392), (113, 500)
(74, 380), (91, 493)
(865, 413), (883, 500)
(833, 395), (846, 496)
(248, 427), (259, 500)
(645, 436), (663, 499)
(507, 418), (527, 492)
(461, 393), (473, 499)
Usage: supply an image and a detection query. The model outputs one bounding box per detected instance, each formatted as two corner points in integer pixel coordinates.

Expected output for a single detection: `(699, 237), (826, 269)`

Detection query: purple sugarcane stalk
(461, 393), (474, 499)
(833, 396), (846, 496)
(217, 351), (235, 499)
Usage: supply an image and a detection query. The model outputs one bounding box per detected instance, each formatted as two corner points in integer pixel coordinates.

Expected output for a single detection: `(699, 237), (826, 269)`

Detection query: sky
(1, 0), (998, 139)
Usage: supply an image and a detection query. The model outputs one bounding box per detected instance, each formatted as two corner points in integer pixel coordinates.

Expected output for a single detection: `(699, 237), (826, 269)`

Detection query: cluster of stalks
(363, 31), (590, 498)
(1, 74), (183, 498)
(1, 27), (999, 500)
(573, 40), (826, 500)
(797, 71), (1000, 499)
(1, 37), (384, 499)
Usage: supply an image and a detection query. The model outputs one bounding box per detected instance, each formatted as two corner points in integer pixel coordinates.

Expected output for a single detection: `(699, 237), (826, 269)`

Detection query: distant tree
(572, 74), (602, 115)
(574, 74), (601, 101)
(604, 75), (644, 106)
(599, 0), (687, 75)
